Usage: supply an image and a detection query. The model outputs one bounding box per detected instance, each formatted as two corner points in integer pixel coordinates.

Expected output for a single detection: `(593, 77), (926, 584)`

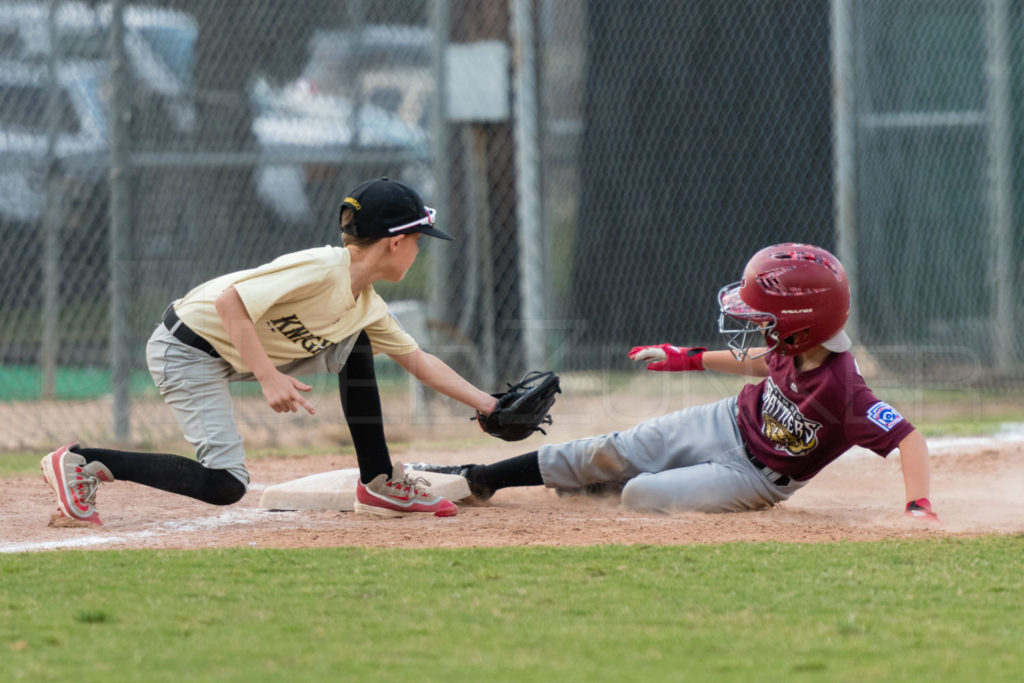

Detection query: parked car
(1, 2), (196, 141)
(0, 1), (198, 221)
(250, 24), (434, 223)
(0, 58), (108, 319)
(0, 59), (107, 224)
(0, 2), (198, 314)
(299, 24), (433, 131)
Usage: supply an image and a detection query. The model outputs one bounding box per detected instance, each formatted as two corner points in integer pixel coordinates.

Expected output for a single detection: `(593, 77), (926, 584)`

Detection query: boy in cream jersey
(41, 178), (499, 522)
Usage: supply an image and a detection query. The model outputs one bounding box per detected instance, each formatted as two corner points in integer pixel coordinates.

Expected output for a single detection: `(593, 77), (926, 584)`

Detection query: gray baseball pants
(537, 396), (806, 513)
(145, 324), (359, 489)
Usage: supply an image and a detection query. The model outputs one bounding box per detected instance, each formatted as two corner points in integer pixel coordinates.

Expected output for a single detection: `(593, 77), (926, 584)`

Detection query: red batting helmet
(717, 243), (851, 359)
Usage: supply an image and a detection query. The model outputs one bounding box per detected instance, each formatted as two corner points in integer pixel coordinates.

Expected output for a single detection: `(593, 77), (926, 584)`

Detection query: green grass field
(3, 373), (1021, 681)
(2, 538), (1023, 682)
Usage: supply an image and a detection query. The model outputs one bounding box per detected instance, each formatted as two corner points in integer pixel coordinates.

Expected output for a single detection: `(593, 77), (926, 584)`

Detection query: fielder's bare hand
(259, 369), (316, 415)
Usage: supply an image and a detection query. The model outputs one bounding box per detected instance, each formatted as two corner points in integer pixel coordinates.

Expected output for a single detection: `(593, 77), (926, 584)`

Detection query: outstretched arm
(701, 349), (770, 376)
(629, 345), (769, 377)
(389, 348), (497, 415)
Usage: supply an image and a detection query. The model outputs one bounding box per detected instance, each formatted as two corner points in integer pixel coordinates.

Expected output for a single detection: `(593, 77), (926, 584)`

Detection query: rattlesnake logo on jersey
(760, 378), (821, 456)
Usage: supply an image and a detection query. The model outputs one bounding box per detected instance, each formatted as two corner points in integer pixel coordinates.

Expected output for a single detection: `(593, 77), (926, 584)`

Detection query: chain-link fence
(0, 0), (1021, 445)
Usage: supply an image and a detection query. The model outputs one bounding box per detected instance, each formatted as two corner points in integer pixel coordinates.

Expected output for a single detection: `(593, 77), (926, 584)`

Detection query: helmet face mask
(717, 244), (850, 360)
(717, 282), (777, 361)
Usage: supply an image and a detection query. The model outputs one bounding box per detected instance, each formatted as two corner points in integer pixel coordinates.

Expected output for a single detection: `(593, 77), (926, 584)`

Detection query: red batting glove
(905, 498), (941, 523)
(627, 345), (706, 372)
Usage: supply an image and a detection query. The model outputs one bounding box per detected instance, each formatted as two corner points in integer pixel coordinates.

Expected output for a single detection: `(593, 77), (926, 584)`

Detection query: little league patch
(866, 401), (904, 432)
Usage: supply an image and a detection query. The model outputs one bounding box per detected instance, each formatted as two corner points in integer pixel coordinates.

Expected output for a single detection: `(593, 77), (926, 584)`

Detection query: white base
(258, 466), (471, 511)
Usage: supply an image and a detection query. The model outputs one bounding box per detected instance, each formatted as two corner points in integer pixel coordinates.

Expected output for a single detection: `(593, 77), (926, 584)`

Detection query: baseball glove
(475, 370), (561, 441)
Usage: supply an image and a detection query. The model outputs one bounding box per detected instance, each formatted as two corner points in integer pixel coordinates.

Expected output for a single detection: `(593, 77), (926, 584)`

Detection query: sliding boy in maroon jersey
(413, 243), (938, 523)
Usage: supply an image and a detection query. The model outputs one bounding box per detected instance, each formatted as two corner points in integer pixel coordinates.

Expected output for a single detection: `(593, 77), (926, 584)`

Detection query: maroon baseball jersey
(736, 351), (915, 481)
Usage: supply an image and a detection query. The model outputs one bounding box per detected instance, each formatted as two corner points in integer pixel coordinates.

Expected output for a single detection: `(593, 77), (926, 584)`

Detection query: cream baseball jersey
(173, 246), (417, 372)
(736, 351), (915, 481)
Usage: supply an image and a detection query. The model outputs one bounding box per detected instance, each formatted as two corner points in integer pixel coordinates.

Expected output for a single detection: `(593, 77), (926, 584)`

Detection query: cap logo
(343, 196), (361, 211)
(387, 206), (437, 235)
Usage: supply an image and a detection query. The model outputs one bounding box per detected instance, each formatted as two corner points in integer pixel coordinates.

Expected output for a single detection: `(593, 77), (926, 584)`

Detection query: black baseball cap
(339, 177), (453, 241)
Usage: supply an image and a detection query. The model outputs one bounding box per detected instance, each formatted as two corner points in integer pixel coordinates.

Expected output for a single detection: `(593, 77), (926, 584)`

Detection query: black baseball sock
(74, 447), (246, 505)
(339, 330), (392, 484)
(471, 452), (543, 491)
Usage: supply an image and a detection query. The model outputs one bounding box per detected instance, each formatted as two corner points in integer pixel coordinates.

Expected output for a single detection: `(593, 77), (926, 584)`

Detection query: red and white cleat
(354, 463), (457, 518)
(40, 442), (113, 526)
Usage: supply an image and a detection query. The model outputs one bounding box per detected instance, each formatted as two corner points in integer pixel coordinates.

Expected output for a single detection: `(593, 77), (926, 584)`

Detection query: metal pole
(40, 0), (62, 399)
(466, 127), (497, 390)
(345, 0), (365, 147)
(108, 0), (131, 441)
(831, 0), (859, 345)
(984, 0), (1014, 370)
(511, 0), (545, 369)
(429, 0), (452, 329)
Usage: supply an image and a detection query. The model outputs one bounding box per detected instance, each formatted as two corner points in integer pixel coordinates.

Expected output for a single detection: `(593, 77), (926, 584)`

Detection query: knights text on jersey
(735, 351), (915, 481)
(173, 246), (418, 372)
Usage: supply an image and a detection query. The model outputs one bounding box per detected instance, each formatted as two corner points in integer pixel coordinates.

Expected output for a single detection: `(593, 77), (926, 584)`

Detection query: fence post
(40, 0), (62, 399)
(831, 0), (859, 345)
(984, 0), (1014, 371)
(108, 0), (131, 441)
(429, 0), (452, 337)
(512, 0), (545, 369)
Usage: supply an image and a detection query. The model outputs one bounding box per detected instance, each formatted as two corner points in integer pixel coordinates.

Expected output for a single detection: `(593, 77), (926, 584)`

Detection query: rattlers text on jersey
(736, 351), (915, 481)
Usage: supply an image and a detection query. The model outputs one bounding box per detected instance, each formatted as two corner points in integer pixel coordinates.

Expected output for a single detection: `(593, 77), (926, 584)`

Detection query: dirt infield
(3, 438), (1022, 553)
(3, 375), (1022, 552)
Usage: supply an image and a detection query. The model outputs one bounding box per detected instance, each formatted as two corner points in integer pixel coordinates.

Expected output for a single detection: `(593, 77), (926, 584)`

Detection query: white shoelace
(72, 471), (101, 506)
